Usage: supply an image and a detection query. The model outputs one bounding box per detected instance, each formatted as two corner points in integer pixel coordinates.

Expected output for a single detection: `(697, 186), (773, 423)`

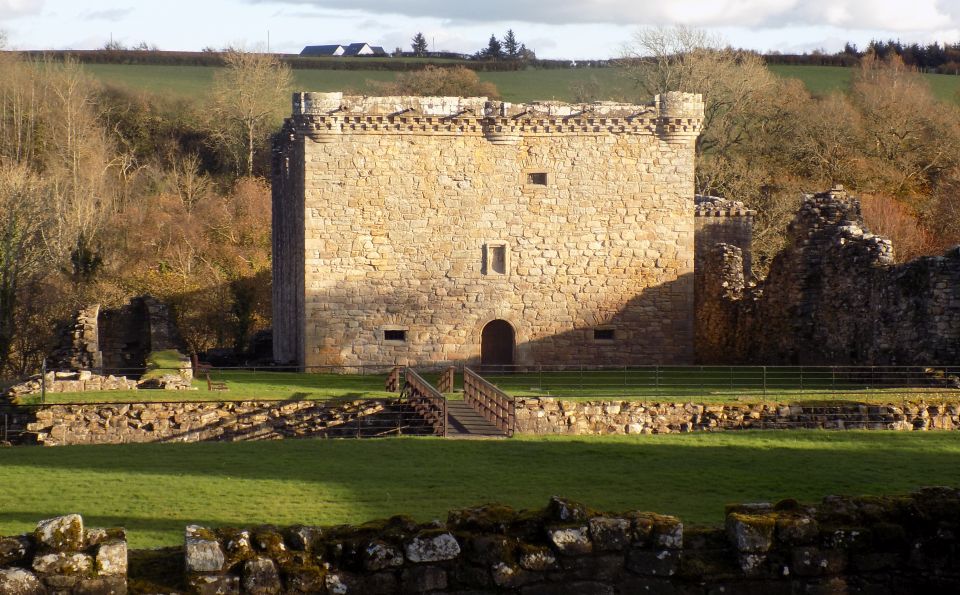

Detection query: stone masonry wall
(514, 397), (960, 435)
(273, 92), (704, 368)
(698, 187), (960, 364)
(181, 490), (960, 593)
(22, 399), (428, 446)
(0, 514), (127, 594)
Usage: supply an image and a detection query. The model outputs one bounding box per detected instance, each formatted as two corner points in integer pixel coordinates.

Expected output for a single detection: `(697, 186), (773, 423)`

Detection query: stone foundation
(23, 399), (430, 446)
(4, 371), (139, 403)
(180, 490), (960, 593)
(0, 514), (127, 594)
(514, 397), (960, 435)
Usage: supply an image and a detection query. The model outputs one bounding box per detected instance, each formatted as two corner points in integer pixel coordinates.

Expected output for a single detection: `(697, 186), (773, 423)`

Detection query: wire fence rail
(4, 363), (960, 407)
(474, 365), (960, 401)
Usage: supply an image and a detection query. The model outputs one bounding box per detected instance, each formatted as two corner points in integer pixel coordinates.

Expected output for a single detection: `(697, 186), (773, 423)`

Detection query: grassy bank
(1, 431), (958, 548)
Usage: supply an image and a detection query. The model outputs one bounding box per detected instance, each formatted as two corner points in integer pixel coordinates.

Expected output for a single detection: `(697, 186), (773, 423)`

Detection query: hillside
(83, 62), (960, 104)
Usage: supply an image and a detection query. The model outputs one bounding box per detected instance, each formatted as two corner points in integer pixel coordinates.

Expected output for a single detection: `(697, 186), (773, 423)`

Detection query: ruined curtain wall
(697, 188), (960, 365)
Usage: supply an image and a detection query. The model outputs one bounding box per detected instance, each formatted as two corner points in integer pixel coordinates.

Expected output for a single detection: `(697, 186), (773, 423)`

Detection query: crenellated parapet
(287, 91), (703, 145)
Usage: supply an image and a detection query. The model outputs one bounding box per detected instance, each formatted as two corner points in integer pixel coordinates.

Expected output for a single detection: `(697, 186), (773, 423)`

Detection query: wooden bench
(206, 373), (228, 392)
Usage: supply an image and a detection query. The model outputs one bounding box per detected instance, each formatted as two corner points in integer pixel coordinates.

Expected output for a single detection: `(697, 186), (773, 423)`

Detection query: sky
(1, 0), (959, 59)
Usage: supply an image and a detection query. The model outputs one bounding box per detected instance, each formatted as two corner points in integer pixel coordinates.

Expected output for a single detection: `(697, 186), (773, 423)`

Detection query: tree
(503, 29), (519, 59)
(0, 164), (49, 373)
(483, 35), (503, 60)
(210, 49), (292, 177)
(374, 66), (500, 98)
(411, 33), (428, 57)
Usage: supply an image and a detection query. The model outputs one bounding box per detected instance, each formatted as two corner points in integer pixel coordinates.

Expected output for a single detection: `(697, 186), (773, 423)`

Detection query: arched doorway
(481, 319), (515, 368)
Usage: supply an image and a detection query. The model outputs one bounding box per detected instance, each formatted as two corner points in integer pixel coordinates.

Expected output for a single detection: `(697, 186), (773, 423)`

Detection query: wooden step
(446, 401), (508, 438)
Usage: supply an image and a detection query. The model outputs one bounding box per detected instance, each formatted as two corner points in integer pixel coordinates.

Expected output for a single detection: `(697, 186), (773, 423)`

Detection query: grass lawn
(478, 367), (960, 404)
(0, 431), (958, 549)
(85, 62), (960, 104)
(16, 370), (393, 405)
(18, 367), (958, 405)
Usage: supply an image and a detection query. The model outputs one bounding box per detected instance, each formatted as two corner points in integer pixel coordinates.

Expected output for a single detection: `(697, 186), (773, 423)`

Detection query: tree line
(766, 39), (960, 74)
(0, 49), (289, 379)
(622, 27), (960, 275)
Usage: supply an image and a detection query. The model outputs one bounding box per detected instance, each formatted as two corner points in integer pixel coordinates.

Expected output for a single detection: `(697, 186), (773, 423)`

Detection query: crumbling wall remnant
(697, 187), (960, 364)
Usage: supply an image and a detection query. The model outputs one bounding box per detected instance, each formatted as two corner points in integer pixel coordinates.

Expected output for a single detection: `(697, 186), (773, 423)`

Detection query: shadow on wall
(300, 273), (695, 368)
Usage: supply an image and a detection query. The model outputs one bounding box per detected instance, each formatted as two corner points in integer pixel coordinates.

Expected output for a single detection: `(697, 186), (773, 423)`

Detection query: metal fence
(473, 365), (960, 401)
(7, 363), (960, 408)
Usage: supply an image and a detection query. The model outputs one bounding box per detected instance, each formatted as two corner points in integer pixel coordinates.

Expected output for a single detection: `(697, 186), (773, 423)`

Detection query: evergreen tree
(503, 29), (519, 59)
(484, 34), (503, 60)
(411, 32), (428, 57)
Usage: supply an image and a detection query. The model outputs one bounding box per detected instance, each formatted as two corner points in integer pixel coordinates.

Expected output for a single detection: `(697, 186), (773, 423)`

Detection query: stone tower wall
(273, 92), (703, 368)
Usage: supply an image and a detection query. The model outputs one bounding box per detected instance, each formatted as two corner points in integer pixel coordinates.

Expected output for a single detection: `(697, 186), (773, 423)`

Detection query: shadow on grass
(2, 433), (959, 533)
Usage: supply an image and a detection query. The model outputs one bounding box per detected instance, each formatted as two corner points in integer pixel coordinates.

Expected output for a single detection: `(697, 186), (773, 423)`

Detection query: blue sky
(1, 0), (958, 59)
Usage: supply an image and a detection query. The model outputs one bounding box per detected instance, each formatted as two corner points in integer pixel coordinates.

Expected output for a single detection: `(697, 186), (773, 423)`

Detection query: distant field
(1, 431), (958, 548)
(85, 63), (960, 104)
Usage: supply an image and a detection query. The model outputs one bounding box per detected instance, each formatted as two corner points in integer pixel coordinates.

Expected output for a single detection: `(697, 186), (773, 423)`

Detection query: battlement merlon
(288, 91), (703, 145)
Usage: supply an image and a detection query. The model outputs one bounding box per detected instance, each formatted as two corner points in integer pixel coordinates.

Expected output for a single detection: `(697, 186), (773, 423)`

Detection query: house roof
(300, 44), (343, 56)
(301, 43), (389, 57)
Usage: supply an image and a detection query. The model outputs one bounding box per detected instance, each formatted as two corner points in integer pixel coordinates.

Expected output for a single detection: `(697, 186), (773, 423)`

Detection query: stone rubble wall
(697, 187), (960, 364)
(180, 490), (960, 594)
(514, 397), (960, 435)
(23, 399), (423, 446)
(274, 91), (703, 369)
(4, 371), (139, 403)
(48, 305), (101, 371)
(0, 514), (127, 594)
(48, 295), (188, 376)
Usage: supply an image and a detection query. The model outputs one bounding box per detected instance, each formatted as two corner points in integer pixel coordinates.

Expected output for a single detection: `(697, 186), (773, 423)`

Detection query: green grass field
(16, 369), (393, 405)
(19, 367), (959, 405)
(480, 367), (960, 403)
(1, 431), (958, 548)
(0, 431), (960, 547)
(85, 63), (960, 104)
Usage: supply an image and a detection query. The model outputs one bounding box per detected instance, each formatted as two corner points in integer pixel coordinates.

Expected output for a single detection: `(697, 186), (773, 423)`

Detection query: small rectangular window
(526, 172), (548, 185)
(593, 328), (615, 341)
(483, 241), (509, 275)
(384, 330), (407, 342)
(490, 245), (506, 274)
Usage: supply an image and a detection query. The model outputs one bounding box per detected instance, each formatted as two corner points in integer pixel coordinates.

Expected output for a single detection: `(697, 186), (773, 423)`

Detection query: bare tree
(0, 164), (49, 373)
(210, 49), (292, 177)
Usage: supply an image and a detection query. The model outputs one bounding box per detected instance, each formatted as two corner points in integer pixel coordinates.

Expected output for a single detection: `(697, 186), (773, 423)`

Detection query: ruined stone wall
(273, 92), (703, 368)
(694, 195), (753, 279)
(23, 399), (425, 446)
(0, 514), (127, 593)
(49, 295), (188, 373)
(698, 187), (960, 364)
(181, 490), (960, 594)
(514, 397), (960, 435)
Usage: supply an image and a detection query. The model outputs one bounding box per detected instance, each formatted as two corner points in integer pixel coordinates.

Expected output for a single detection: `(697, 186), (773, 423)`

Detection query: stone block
(626, 549), (681, 577)
(185, 526), (226, 573)
(95, 540), (127, 576)
(547, 526), (592, 555)
(34, 514), (84, 551)
(405, 532), (461, 563)
(401, 565), (447, 593)
(0, 569), (44, 595)
(242, 557), (282, 594)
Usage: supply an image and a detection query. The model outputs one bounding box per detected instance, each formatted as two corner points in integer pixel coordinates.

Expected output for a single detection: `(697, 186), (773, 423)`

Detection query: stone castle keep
(272, 91), (707, 368)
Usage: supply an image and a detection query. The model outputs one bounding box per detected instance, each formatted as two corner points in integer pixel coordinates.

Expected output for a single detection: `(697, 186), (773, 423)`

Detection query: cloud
(0, 0), (43, 19)
(250, 0), (957, 33)
(81, 8), (133, 22)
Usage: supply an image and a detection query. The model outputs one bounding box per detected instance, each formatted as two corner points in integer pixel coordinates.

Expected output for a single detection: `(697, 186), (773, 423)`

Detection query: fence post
(41, 358), (47, 404)
(763, 366), (767, 399)
(3, 413), (7, 443)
